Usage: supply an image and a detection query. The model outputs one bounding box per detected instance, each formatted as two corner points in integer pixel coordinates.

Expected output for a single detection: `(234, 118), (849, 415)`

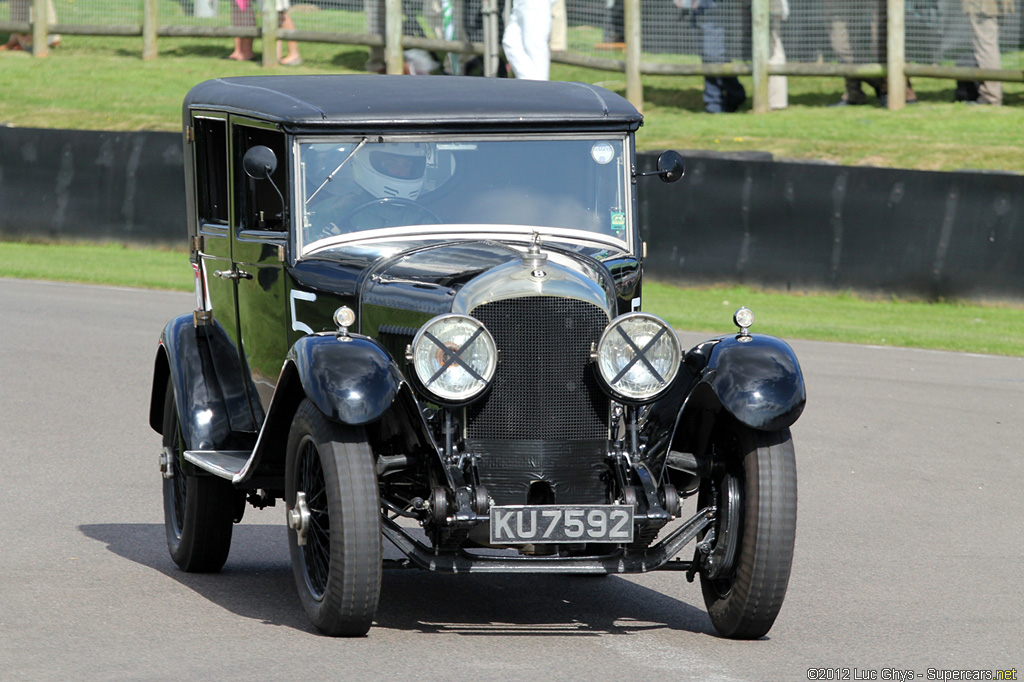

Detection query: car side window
(193, 117), (228, 226)
(234, 125), (287, 233)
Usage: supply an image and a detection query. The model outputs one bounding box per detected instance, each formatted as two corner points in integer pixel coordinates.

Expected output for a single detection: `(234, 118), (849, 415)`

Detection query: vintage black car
(149, 75), (805, 639)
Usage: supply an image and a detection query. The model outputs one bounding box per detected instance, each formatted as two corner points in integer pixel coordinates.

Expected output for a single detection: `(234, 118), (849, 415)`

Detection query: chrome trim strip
(303, 224), (627, 259)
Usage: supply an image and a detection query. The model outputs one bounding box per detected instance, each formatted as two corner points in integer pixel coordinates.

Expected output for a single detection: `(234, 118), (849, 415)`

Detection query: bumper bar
(380, 506), (714, 574)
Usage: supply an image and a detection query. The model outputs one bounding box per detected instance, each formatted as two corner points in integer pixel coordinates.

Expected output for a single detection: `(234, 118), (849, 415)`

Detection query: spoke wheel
(698, 425), (797, 639)
(161, 382), (236, 573)
(286, 399), (382, 637)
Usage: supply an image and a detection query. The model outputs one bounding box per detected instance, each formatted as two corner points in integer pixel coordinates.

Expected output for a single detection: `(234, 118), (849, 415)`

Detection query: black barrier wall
(2, 127), (1022, 300)
(639, 152), (1024, 300)
(0, 127), (185, 245)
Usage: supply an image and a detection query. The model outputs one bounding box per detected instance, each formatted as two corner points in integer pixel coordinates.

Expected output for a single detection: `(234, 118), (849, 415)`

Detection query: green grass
(643, 282), (1024, 357)
(0, 241), (192, 290)
(1, 34), (1023, 171)
(2, 241), (1022, 356)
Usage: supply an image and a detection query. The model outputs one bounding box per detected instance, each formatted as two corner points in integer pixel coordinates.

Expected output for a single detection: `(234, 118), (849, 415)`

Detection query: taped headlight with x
(596, 313), (681, 402)
(411, 314), (497, 403)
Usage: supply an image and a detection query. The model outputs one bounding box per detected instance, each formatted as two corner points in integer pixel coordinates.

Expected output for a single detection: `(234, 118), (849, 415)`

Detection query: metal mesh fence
(607, 0), (1022, 70)
(50, 0), (142, 26)
(2, 0), (1021, 72)
(14, 0), (369, 32)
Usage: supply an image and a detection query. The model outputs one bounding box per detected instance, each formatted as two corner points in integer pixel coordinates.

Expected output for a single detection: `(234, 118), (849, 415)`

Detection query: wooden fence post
(31, 0), (48, 57)
(384, 0), (403, 74)
(624, 0), (642, 114)
(751, 0), (769, 113)
(887, 0), (906, 109)
(143, 0), (158, 60)
(262, 1), (278, 67)
(482, 0), (499, 77)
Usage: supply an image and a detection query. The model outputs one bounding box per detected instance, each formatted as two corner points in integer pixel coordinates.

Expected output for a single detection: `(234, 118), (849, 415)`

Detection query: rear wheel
(698, 425), (797, 639)
(161, 382), (236, 572)
(285, 399), (382, 637)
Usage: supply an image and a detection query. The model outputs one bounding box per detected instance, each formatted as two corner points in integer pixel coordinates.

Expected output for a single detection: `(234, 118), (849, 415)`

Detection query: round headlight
(411, 314), (497, 404)
(596, 313), (681, 402)
(733, 306), (754, 331)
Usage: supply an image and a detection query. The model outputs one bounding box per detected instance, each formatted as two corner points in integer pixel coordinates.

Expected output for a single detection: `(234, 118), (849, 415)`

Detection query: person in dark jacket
(679, 0), (748, 113)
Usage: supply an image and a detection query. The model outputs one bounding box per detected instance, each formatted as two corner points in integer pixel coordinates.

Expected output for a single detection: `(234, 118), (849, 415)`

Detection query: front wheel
(285, 399), (382, 637)
(698, 426), (797, 639)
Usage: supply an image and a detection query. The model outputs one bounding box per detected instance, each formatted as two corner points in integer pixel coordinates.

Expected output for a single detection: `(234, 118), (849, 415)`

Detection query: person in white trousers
(502, 0), (557, 80)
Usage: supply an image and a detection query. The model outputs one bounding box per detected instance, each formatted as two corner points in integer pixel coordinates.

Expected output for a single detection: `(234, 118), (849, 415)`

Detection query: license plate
(489, 505), (634, 544)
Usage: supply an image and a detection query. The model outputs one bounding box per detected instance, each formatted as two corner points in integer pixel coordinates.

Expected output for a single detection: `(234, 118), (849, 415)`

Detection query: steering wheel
(343, 197), (441, 230)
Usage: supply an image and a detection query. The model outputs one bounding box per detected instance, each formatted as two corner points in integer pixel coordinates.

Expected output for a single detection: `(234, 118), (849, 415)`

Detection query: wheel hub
(287, 491), (313, 546)
(704, 475), (741, 579)
(159, 446), (175, 480)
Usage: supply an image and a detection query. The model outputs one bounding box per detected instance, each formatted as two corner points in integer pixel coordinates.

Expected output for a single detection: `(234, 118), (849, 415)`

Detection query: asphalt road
(1, 278), (1021, 682)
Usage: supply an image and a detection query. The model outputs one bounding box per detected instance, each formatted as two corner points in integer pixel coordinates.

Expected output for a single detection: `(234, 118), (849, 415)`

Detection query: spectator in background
(603, 0), (624, 45)
(825, 0), (915, 106)
(1, 0), (60, 51)
(961, 0), (1015, 105)
(680, 0), (748, 113)
(229, 0), (302, 65)
(936, 0), (982, 101)
(502, 0), (557, 79)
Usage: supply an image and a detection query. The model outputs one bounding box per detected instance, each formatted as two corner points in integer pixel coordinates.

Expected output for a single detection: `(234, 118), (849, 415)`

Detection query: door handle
(213, 268), (253, 280)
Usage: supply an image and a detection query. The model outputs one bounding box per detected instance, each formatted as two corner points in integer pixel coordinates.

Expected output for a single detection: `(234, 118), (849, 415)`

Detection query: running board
(184, 450), (251, 480)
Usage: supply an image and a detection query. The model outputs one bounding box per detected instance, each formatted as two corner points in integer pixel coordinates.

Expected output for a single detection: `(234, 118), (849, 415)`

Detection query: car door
(230, 120), (290, 416)
(189, 112), (261, 436)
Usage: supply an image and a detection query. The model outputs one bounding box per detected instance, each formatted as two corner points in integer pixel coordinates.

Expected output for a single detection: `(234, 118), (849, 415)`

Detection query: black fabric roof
(183, 75), (643, 134)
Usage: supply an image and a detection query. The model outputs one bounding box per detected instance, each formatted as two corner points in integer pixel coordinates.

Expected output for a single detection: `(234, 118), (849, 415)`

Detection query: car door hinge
(185, 126), (194, 143)
(193, 309), (213, 327)
(190, 235), (204, 253)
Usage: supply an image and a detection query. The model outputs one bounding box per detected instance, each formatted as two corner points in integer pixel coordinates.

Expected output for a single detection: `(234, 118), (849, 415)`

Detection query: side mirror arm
(634, 150), (685, 183)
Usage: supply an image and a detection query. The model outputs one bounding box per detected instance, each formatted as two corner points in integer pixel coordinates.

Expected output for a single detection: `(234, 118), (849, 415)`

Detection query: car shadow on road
(80, 522), (717, 638)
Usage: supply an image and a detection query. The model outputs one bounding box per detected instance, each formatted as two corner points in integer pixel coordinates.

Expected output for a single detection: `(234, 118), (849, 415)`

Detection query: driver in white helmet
(354, 143), (428, 200)
(308, 142), (433, 238)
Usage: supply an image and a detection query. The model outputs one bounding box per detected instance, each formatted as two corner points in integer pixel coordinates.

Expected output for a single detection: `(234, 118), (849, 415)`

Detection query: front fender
(149, 315), (258, 451)
(694, 333), (806, 431)
(288, 333), (403, 425)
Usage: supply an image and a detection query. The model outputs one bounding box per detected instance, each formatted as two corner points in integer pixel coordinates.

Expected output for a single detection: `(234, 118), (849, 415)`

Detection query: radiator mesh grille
(466, 297), (609, 441)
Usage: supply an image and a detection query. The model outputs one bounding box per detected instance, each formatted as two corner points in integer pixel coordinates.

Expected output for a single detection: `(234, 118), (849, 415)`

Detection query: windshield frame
(291, 132), (634, 259)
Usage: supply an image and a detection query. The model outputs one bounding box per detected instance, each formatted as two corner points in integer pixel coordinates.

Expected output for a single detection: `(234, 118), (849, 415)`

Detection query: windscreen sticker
(610, 211), (626, 238)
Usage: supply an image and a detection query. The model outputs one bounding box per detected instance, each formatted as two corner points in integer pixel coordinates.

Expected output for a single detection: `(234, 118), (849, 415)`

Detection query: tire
(161, 381), (236, 573)
(698, 425), (797, 639)
(285, 399), (382, 637)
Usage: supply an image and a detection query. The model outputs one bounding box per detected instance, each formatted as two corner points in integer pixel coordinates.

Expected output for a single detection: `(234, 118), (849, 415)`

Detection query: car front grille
(465, 296), (611, 505)
(466, 296), (610, 442)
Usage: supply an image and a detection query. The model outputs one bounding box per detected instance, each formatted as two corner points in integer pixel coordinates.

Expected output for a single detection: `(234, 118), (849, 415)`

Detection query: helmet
(353, 143), (428, 200)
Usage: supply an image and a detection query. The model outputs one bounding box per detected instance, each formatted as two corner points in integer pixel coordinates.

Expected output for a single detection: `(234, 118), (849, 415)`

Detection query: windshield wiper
(305, 137), (367, 205)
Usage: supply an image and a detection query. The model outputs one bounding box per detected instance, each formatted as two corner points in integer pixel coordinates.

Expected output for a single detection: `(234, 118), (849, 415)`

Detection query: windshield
(297, 136), (630, 253)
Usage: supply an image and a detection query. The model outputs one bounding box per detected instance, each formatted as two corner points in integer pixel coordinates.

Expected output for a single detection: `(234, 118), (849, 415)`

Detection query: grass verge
(2, 241), (1022, 356)
(0, 241), (192, 291)
(1, 36), (1022, 171)
(643, 282), (1024, 357)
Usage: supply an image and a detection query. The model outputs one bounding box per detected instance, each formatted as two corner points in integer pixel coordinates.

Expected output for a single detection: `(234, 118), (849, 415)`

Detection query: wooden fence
(2, 0), (1022, 113)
